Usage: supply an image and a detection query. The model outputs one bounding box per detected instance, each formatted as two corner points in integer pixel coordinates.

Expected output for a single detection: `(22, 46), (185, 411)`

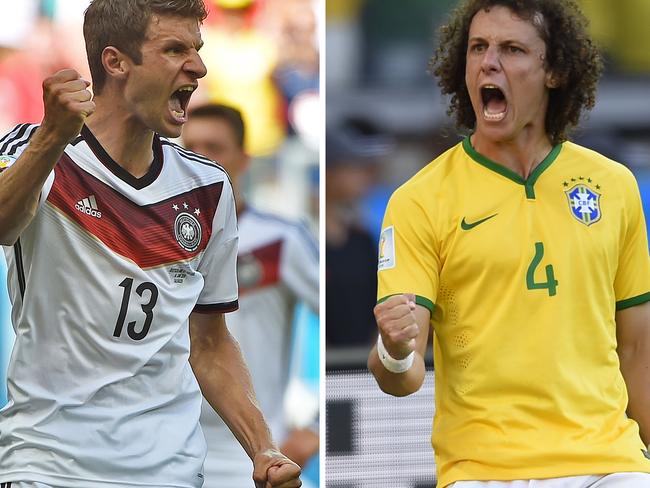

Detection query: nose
(186, 50), (207, 79)
(480, 45), (501, 73)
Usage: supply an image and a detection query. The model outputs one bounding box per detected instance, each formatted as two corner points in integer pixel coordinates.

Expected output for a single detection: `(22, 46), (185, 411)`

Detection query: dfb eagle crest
(174, 212), (202, 251)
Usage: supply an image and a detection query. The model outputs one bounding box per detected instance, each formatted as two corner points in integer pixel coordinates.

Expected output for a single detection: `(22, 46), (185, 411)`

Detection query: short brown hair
(83, 0), (208, 94)
(429, 0), (603, 145)
(188, 104), (246, 149)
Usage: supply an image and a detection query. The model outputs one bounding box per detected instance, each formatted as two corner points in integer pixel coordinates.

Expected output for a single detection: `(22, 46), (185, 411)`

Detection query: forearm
(616, 302), (650, 445)
(190, 328), (275, 459)
(368, 344), (426, 396)
(0, 127), (67, 245)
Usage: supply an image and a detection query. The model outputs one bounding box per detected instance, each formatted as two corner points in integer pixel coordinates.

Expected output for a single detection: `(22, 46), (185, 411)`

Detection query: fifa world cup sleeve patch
(378, 226), (396, 271)
(0, 154), (16, 172)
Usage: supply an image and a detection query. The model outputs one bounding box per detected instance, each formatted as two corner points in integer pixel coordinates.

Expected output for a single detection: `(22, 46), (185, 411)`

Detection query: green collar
(462, 136), (562, 199)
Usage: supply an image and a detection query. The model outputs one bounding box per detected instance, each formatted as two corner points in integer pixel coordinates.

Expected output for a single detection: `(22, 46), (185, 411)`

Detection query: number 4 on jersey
(526, 242), (558, 297)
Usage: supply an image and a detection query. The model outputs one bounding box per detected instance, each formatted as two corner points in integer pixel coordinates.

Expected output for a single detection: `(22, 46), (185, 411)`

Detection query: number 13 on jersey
(113, 277), (159, 340)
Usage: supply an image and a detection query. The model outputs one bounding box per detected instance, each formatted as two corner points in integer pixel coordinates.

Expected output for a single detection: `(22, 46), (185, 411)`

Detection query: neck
(85, 95), (155, 179)
(232, 181), (245, 215)
(471, 128), (554, 180)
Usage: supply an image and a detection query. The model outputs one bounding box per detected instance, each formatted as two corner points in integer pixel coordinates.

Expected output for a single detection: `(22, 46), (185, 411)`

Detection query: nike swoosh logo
(460, 213), (498, 230)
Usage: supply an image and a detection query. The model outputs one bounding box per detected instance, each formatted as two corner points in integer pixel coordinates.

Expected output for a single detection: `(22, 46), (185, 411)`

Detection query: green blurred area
(327, 0), (650, 76)
(578, 0), (650, 73)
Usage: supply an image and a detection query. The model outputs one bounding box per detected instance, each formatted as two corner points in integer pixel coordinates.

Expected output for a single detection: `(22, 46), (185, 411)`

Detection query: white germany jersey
(199, 207), (318, 488)
(0, 124), (239, 488)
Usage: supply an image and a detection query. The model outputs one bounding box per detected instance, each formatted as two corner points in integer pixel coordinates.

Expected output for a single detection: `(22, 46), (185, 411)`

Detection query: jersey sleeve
(0, 124), (54, 211)
(194, 177), (239, 313)
(614, 169), (650, 310)
(377, 185), (440, 314)
(280, 220), (319, 313)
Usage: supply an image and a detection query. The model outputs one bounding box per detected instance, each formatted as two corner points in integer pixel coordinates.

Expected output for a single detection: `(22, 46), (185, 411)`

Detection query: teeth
(172, 109), (185, 117)
(483, 105), (506, 121)
(177, 86), (195, 93)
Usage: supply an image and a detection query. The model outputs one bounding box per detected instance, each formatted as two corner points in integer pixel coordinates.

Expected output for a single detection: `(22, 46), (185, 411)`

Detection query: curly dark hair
(429, 0), (603, 145)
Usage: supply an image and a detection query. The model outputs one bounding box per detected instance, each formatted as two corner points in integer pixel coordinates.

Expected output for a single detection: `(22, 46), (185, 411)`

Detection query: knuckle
(50, 86), (65, 101)
(387, 330), (400, 342)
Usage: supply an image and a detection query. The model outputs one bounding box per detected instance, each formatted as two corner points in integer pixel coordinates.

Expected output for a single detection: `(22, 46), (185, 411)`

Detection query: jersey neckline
(80, 125), (164, 190)
(462, 136), (563, 199)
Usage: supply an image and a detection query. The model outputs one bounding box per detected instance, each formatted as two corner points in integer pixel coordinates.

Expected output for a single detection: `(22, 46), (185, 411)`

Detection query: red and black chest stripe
(47, 154), (223, 269)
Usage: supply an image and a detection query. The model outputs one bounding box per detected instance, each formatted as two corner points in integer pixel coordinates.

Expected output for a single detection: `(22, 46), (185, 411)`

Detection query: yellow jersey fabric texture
(377, 137), (650, 488)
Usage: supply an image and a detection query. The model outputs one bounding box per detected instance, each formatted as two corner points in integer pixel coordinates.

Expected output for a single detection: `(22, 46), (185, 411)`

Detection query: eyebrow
(468, 36), (526, 45)
(161, 37), (204, 51)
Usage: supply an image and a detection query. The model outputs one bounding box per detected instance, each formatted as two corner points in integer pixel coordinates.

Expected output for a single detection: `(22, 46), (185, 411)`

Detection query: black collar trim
(81, 125), (164, 190)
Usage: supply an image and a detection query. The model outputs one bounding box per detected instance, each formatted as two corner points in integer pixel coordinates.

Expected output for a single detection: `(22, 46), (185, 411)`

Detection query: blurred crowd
(0, 0), (320, 221)
(325, 0), (650, 349)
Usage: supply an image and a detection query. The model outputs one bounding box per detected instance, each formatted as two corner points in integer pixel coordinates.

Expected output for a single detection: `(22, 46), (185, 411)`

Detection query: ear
(101, 46), (129, 83)
(545, 70), (560, 89)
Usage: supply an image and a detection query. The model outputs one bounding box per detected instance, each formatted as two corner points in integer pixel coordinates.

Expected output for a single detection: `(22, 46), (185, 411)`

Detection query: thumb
(267, 463), (301, 485)
(404, 293), (416, 308)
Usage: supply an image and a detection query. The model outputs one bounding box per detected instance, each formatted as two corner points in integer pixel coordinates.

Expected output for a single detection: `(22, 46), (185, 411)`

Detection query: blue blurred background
(0, 258), (10, 406)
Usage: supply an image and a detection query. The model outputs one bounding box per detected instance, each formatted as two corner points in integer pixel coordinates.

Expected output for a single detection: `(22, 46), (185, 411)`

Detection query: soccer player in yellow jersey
(368, 1), (650, 487)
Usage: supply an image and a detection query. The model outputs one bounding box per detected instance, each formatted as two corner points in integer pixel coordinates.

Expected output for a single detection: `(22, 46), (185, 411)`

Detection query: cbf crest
(564, 180), (601, 226)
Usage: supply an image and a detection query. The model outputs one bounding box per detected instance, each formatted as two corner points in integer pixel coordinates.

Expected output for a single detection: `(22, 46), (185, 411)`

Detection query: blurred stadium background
(0, 0), (320, 485)
(325, 1), (650, 487)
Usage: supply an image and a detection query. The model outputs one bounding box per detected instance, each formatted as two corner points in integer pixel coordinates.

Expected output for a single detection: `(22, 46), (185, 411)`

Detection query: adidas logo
(75, 195), (102, 218)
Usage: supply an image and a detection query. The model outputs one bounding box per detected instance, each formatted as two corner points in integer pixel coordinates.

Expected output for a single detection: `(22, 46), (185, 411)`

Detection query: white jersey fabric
(0, 124), (239, 488)
(199, 207), (318, 488)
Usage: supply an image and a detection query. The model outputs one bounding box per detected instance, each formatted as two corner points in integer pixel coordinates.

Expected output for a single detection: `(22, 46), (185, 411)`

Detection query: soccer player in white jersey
(0, 1), (301, 487)
(182, 104), (319, 488)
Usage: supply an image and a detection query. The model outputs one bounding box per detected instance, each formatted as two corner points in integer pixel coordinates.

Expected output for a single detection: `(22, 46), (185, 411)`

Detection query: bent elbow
(0, 207), (36, 246)
(372, 371), (423, 397)
(378, 383), (418, 398)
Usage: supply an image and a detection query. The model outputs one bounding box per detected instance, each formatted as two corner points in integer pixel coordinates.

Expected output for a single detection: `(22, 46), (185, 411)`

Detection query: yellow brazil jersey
(377, 137), (650, 488)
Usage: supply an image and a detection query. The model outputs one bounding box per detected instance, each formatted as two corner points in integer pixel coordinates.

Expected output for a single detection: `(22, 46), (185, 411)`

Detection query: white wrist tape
(377, 335), (414, 373)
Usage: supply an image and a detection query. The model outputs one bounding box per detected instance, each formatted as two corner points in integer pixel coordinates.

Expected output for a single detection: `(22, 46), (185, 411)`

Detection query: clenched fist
(373, 293), (419, 359)
(41, 69), (95, 145)
(253, 448), (302, 488)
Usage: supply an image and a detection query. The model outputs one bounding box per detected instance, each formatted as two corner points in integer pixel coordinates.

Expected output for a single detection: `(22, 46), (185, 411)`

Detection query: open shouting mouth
(480, 84), (507, 122)
(169, 85), (196, 123)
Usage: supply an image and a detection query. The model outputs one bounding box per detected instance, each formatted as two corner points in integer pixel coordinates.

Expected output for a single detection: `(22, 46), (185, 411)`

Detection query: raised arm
(189, 311), (301, 488)
(0, 69), (94, 245)
(368, 294), (430, 397)
(616, 300), (650, 445)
